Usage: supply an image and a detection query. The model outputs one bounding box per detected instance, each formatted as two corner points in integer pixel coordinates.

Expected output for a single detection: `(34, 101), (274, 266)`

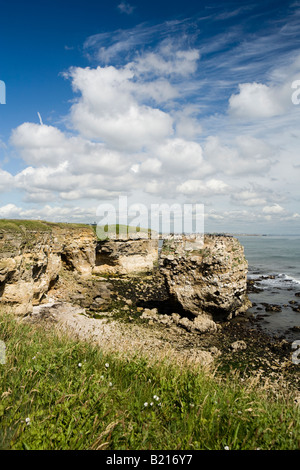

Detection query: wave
(248, 271), (300, 289)
(277, 273), (300, 285)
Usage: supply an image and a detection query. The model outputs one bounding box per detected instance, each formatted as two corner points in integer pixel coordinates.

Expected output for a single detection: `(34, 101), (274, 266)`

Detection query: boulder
(264, 304), (282, 312)
(230, 340), (247, 351)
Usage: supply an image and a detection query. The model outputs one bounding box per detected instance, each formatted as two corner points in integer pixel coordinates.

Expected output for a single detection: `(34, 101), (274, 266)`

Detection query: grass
(0, 219), (92, 233)
(0, 219), (154, 239)
(94, 224), (154, 240)
(0, 311), (299, 450)
(0, 219), (53, 232)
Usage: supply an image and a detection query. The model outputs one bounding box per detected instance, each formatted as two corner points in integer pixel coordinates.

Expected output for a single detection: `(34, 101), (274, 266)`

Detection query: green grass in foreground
(0, 312), (299, 450)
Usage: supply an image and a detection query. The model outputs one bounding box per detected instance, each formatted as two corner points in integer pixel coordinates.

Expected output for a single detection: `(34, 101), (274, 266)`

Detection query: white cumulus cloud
(66, 65), (174, 151)
(262, 204), (285, 214)
(177, 178), (230, 196)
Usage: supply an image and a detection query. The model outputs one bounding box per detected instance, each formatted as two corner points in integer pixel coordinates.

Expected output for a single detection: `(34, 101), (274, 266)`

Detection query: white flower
(105, 363), (109, 368)
(189, 403), (195, 407)
(158, 403), (162, 407)
(150, 402), (153, 406)
(153, 395), (159, 401)
(109, 382), (113, 387)
(224, 446), (230, 450)
(144, 402), (148, 407)
(78, 363), (82, 367)
(25, 417), (31, 425)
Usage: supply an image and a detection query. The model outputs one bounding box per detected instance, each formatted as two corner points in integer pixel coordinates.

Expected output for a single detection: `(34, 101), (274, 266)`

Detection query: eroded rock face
(59, 228), (96, 275)
(0, 223), (159, 314)
(159, 235), (251, 322)
(93, 238), (158, 275)
(0, 224), (96, 315)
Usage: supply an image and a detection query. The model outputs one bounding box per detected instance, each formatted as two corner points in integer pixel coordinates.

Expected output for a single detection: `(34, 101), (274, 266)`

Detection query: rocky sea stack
(160, 234), (251, 323)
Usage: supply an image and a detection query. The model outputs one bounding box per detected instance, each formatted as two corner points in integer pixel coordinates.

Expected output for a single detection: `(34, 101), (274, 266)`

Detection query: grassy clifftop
(0, 220), (152, 239)
(93, 223), (153, 240)
(0, 219), (92, 233)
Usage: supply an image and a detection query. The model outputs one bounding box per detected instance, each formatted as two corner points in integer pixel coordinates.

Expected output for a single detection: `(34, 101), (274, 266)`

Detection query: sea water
(237, 235), (300, 341)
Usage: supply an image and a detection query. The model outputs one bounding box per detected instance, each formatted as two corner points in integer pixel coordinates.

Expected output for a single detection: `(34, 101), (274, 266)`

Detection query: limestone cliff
(0, 220), (96, 314)
(0, 221), (251, 326)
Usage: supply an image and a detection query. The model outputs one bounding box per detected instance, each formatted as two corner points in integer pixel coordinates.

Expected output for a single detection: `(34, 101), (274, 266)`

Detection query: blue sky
(0, 0), (300, 233)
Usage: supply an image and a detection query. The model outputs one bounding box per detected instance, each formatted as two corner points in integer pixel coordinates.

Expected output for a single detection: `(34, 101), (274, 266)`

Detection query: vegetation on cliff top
(0, 312), (299, 450)
(0, 219), (152, 241)
(0, 219), (92, 233)
(93, 223), (153, 240)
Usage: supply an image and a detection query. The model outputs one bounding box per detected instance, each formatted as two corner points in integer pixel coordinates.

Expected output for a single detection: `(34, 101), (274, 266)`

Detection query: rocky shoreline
(26, 268), (299, 399)
(247, 275), (300, 340)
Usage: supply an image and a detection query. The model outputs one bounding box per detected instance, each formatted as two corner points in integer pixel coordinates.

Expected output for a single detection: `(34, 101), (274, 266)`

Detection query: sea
(236, 235), (300, 342)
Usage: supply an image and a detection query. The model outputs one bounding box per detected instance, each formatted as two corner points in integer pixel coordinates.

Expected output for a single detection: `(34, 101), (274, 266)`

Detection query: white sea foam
(278, 273), (300, 285)
(250, 272), (300, 290)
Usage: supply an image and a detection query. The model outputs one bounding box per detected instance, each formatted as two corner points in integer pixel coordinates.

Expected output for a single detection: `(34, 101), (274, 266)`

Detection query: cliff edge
(0, 220), (251, 325)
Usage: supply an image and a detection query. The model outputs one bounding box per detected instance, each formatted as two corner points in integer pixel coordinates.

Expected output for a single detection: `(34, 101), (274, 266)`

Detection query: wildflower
(224, 446), (229, 450)
(105, 363), (109, 368)
(108, 382), (113, 387)
(78, 363), (82, 367)
(153, 395), (159, 401)
(25, 417), (31, 425)
(100, 375), (104, 380)
(144, 402), (148, 407)
(150, 402), (153, 406)
(189, 403), (195, 408)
